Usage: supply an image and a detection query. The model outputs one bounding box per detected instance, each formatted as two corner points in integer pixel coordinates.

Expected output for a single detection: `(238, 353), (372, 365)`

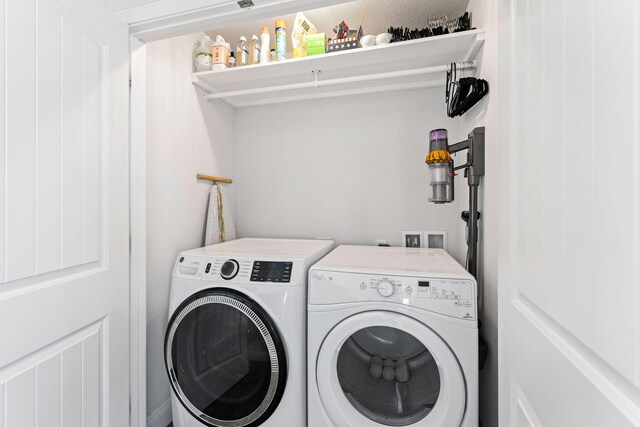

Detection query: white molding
(497, 0), (515, 424)
(116, 0), (231, 25)
(514, 385), (543, 427)
(130, 35), (148, 427)
(146, 398), (172, 427)
(118, 0), (349, 42)
(512, 298), (640, 425)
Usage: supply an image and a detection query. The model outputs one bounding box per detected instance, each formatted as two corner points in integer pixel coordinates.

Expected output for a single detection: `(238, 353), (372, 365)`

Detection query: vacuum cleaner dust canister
(425, 129), (454, 203)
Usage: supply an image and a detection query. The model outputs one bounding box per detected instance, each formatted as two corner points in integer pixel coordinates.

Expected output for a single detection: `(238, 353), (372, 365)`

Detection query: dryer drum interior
(165, 289), (288, 427)
(336, 326), (441, 426)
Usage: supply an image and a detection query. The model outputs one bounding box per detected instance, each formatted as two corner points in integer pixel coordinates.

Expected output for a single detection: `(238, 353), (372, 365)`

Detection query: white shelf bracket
(194, 75), (238, 107)
(192, 75), (217, 96)
(464, 33), (486, 62)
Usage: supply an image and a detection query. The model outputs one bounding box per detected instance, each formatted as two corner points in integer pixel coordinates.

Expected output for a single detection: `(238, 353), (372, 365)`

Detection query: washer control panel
(220, 259), (240, 280)
(376, 280), (395, 297)
(174, 255), (300, 285)
(250, 261), (293, 283)
(416, 280), (472, 300)
(309, 270), (476, 321)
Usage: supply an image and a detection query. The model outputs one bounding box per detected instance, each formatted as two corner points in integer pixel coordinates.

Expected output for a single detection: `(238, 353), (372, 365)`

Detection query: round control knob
(220, 259), (239, 280)
(377, 280), (395, 297)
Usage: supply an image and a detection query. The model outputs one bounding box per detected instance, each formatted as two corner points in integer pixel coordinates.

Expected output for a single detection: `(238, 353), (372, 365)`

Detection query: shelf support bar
(204, 61), (477, 101)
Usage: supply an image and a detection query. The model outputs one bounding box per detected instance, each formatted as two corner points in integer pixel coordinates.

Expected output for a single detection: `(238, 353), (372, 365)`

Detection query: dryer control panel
(309, 270), (476, 321)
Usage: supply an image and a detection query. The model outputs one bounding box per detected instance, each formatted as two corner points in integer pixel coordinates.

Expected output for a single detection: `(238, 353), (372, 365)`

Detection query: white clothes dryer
(308, 245), (478, 427)
(166, 238), (334, 427)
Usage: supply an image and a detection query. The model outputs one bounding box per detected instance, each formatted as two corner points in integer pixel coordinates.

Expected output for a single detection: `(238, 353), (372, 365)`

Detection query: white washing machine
(165, 238), (334, 427)
(308, 245), (478, 427)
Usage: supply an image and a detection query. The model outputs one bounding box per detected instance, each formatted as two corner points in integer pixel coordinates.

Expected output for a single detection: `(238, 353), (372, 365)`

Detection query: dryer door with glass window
(316, 310), (466, 426)
(165, 288), (287, 427)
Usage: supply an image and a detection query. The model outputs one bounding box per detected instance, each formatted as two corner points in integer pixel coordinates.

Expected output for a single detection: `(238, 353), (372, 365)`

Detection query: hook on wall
(197, 174), (233, 184)
(311, 70), (321, 88)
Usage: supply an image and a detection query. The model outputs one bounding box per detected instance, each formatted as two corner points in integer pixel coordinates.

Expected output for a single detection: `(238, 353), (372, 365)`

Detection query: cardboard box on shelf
(327, 35), (360, 53)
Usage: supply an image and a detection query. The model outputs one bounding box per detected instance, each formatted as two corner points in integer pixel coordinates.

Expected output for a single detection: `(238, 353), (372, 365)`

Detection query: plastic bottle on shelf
(270, 49), (276, 62)
(195, 35), (213, 72)
(275, 19), (287, 61)
(237, 36), (248, 66)
(229, 52), (236, 68)
(249, 34), (260, 65)
(260, 26), (270, 64)
(211, 35), (231, 70)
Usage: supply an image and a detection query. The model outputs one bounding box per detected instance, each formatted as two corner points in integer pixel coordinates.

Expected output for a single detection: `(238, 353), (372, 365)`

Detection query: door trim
(130, 34), (147, 427)
(496, 0), (515, 423)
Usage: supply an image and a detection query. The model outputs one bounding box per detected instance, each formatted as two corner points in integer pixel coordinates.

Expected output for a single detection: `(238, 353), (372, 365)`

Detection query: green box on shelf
(305, 33), (326, 56)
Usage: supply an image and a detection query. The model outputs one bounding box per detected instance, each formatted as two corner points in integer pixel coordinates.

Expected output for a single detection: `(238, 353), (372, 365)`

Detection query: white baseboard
(147, 399), (172, 427)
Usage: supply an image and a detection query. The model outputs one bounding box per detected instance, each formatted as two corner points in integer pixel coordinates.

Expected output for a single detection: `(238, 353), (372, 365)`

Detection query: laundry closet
(0, 0), (638, 425)
(135, 1), (493, 425)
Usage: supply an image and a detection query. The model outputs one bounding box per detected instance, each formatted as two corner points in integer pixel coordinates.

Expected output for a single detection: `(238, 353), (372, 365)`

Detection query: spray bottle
(275, 19), (287, 61)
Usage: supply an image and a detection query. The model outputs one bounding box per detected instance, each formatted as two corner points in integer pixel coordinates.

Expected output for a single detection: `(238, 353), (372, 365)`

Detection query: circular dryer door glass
(336, 326), (440, 425)
(165, 289), (287, 427)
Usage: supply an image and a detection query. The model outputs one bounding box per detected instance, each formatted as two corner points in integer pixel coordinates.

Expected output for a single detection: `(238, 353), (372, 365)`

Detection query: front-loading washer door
(316, 311), (466, 427)
(165, 288), (287, 427)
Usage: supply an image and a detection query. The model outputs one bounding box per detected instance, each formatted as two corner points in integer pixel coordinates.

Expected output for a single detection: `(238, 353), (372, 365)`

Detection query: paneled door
(0, 0), (130, 425)
(498, 0), (640, 425)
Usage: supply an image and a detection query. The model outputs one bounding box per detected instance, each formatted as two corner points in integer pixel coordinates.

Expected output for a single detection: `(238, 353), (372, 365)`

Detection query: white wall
(234, 89), (467, 262)
(145, 33), (235, 426)
(459, 1), (499, 426)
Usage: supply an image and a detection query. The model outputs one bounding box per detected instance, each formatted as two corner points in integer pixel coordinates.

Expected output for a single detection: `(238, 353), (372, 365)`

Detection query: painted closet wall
(458, 1), (499, 426)
(234, 89), (467, 262)
(145, 33), (236, 426)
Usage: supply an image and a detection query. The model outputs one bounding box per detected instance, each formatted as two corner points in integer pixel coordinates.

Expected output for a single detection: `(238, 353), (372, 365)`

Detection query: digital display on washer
(251, 261), (292, 283)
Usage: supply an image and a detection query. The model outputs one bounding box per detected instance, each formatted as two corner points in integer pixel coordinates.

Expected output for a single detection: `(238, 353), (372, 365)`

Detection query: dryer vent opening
(336, 326), (441, 426)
